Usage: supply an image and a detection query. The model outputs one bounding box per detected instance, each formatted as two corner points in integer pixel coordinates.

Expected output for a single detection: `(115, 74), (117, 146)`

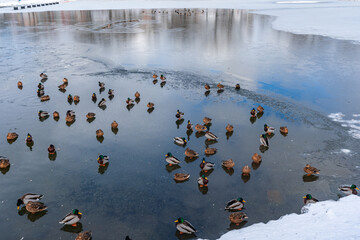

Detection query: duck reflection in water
(204, 90), (210, 97)
(61, 222), (83, 233)
(302, 174), (319, 182)
(226, 131), (233, 140)
(98, 163), (109, 174)
(0, 165), (10, 175)
(249, 116), (256, 124)
(228, 220), (248, 230)
(241, 174), (250, 183)
(175, 231), (197, 240)
(18, 206), (48, 222)
(176, 119), (184, 129)
(222, 166), (234, 176)
(166, 164), (181, 173)
(96, 136), (104, 143)
(48, 152), (57, 161)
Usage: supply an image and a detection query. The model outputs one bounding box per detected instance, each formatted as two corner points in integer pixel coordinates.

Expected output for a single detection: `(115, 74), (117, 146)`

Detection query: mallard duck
(38, 83), (44, 90)
(304, 164), (320, 176)
(17, 193), (43, 209)
(217, 83), (224, 89)
(58, 83), (67, 90)
(257, 105), (264, 113)
(221, 159), (235, 169)
(40, 95), (50, 101)
(338, 185), (359, 195)
(303, 194), (319, 204)
(200, 158), (215, 172)
(205, 131), (218, 141)
(126, 98), (134, 105)
(250, 108), (256, 117)
(187, 120), (193, 131)
(280, 126), (288, 134)
(252, 153), (262, 164)
(59, 209), (82, 226)
(174, 173), (190, 182)
(225, 198), (246, 211)
(92, 93), (97, 102)
(174, 137), (187, 146)
(66, 110), (75, 117)
(26, 133), (33, 143)
(174, 217), (196, 234)
(195, 124), (207, 132)
(0, 156), (10, 169)
(152, 74), (158, 79)
(260, 134), (269, 147)
(108, 89), (114, 96)
(7, 132), (18, 140)
(235, 84), (240, 90)
(48, 144), (56, 154)
(40, 73), (48, 79)
(134, 91), (140, 98)
(98, 82), (105, 88)
(204, 84), (210, 90)
(197, 175), (208, 187)
(147, 102), (154, 109)
(165, 153), (180, 166)
(18, 81), (23, 88)
(185, 148), (198, 159)
(98, 98), (106, 107)
(97, 155), (109, 166)
(176, 110), (184, 120)
(160, 75), (166, 80)
(96, 129), (104, 137)
(73, 95), (80, 102)
(53, 111), (60, 118)
(86, 113), (96, 119)
(264, 124), (275, 134)
(26, 201), (48, 214)
(229, 212), (248, 225)
(63, 78), (68, 83)
(242, 165), (251, 176)
(203, 117), (212, 125)
(205, 148), (217, 155)
(65, 115), (75, 122)
(226, 124), (234, 133)
(37, 89), (44, 96)
(68, 94), (73, 102)
(111, 121), (118, 128)
(76, 231), (92, 240)
(38, 110), (49, 118)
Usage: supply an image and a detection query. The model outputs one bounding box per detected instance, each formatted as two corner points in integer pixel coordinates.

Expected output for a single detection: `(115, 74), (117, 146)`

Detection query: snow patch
(328, 112), (360, 139)
(276, 1), (321, 3)
(341, 149), (352, 154)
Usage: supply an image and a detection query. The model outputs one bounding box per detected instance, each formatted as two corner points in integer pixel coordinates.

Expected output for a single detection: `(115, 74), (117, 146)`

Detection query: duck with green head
(197, 175), (208, 187)
(97, 155), (109, 166)
(174, 137), (187, 146)
(260, 134), (269, 147)
(338, 184), (359, 195)
(165, 153), (180, 166)
(59, 209), (82, 226)
(174, 217), (196, 234)
(303, 194), (319, 204)
(225, 197), (246, 211)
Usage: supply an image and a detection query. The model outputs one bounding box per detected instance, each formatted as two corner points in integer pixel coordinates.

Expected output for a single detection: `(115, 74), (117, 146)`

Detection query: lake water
(0, 9), (359, 240)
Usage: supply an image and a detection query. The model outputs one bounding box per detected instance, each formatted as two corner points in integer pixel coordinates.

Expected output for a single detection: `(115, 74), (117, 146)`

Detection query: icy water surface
(0, 9), (359, 240)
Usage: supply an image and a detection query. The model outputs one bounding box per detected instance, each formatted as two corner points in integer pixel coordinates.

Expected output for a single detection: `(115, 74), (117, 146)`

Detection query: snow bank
(329, 113), (360, 139)
(216, 195), (360, 240)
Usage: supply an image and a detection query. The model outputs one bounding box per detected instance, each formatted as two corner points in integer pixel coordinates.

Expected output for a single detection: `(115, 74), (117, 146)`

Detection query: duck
(7, 132), (18, 140)
(0, 156), (10, 169)
(147, 102), (154, 109)
(58, 83), (67, 90)
(73, 95), (80, 102)
(160, 75), (166, 81)
(17, 193), (43, 209)
(26, 201), (48, 214)
(92, 93), (97, 102)
(250, 108), (256, 117)
(205, 148), (217, 155)
(65, 110), (75, 122)
(264, 124), (275, 134)
(225, 198), (246, 211)
(97, 155), (109, 166)
(260, 134), (269, 147)
(98, 81), (105, 88)
(242, 165), (251, 176)
(203, 117), (212, 125)
(217, 83), (224, 89)
(76, 231), (92, 240)
(40, 73), (48, 79)
(108, 89), (114, 97)
(68, 94), (73, 102)
(221, 159), (235, 169)
(257, 105), (264, 113)
(205, 131), (218, 141)
(252, 153), (262, 164)
(111, 121), (118, 128)
(40, 95), (50, 101)
(303, 194), (319, 204)
(59, 209), (82, 226)
(98, 98), (106, 107)
(134, 91), (140, 98)
(187, 120), (193, 131)
(86, 112), (96, 119)
(53, 111), (60, 118)
(37, 89), (44, 96)
(63, 78), (68, 84)
(38, 83), (44, 90)
(26, 133), (33, 143)
(38, 110), (49, 118)
(174, 217), (196, 234)
(18, 81), (23, 88)
(176, 110), (184, 120)
(96, 129), (104, 137)
(280, 126), (288, 134)
(48, 144), (56, 154)
(152, 74), (158, 79)
(235, 84), (240, 90)
(204, 84), (210, 90)
(200, 158), (215, 172)
(226, 124), (234, 133)
(338, 185), (359, 195)
(195, 124), (207, 132)
(126, 98), (134, 105)
(174, 137), (187, 146)
(304, 164), (320, 176)
(66, 110), (75, 117)
(174, 173), (190, 182)
(185, 148), (198, 159)
(197, 175), (208, 187)
(229, 212), (248, 225)
(165, 153), (180, 166)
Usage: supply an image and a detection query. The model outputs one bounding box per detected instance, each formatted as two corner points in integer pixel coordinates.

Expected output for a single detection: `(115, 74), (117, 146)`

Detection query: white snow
(341, 149), (352, 154)
(215, 195), (360, 240)
(328, 112), (360, 139)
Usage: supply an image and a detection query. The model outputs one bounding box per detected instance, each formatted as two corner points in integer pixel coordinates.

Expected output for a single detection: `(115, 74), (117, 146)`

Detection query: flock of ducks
(2, 71), (357, 238)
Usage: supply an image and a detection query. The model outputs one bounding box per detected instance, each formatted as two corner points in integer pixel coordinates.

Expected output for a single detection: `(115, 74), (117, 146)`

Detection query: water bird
(160, 75), (166, 81)
(205, 131), (218, 141)
(86, 113), (96, 119)
(97, 155), (109, 166)
(98, 81), (105, 88)
(187, 120), (193, 131)
(111, 121), (118, 129)
(176, 110), (184, 120)
(226, 124), (234, 133)
(108, 89), (114, 96)
(26, 133), (33, 143)
(48, 144), (56, 154)
(76, 231), (92, 240)
(152, 74), (158, 79)
(96, 129), (104, 137)
(165, 153), (180, 166)
(53, 111), (59, 118)
(58, 83), (67, 90)
(126, 98), (134, 105)
(174, 137), (187, 146)
(303, 194), (319, 204)
(280, 126), (288, 134)
(225, 198), (246, 211)
(204, 148), (217, 155)
(66, 110), (75, 122)
(197, 175), (208, 187)
(92, 93), (97, 102)
(260, 134), (269, 147)
(37, 89), (44, 96)
(7, 132), (18, 140)
(185, 148), (198, 158)
(73, 95), (80, 103)
(203, 117), (212, 125)
(18, 81), (23, 88)
(200, 158), (214, 172)
(217, 83), (224, 89)
(264, 124), (275, 134)
(252, 153), (262, 164)
(38, 110), (49, 118)
(68, 94), (73, 102)
(338, 185), (358, 195)
(195, 124), (207, 132)
(63, 78), (68, 84)
(221, 159), (235, 169)
(235, 84), (240, 89)
(40, 95), (50, 101)
(59, 209), (82, 226)
(204, 84), (210, 90)
(98, 98), (106, 107)
(250, 108), (256, 117)
(26, 201), (48, 214)
(17, 193), (43, 210)
(257, 105), (264, 113)
(40, 73), (47, 79)
(174, 217), (196, 234)
(242, 165), (251, 176)
(147, 102), (154, 109)
(174, 173), (190, 182)
(229, 212), (248, 225)
(0, 156), (10, 169)
(38, 83), (44, 90)
(134, 91), (140, 98)
(304, 164), (320, 176)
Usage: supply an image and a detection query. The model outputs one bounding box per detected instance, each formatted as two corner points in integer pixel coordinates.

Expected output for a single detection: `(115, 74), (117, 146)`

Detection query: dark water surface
(0, 9), (359, 240)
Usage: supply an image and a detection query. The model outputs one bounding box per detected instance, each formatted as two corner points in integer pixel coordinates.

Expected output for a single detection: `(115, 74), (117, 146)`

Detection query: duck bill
(303, 196), (306, 198)
(17, 206), (20, 210)
(174, 220), (178, 223)
(243, 200), (246, 203)
(79, 212), (82, 215)
(356, 188), (359, 190)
